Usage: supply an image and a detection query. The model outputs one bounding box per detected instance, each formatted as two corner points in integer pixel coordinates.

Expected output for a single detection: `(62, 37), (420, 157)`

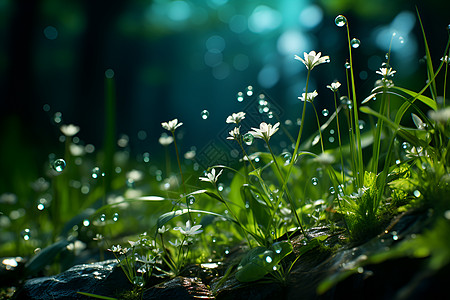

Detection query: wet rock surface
(13, 210), (450, 299)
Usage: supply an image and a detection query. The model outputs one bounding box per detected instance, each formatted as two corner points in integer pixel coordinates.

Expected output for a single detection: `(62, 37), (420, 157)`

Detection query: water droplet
(52, 159), (66, 172)
(358, 120), (365, 130)
(265, 255), (273, 263)
(283, 152), (292, 165)
(413, 190), (421, 198)
(350, 38), (361, 48)
(243, 133), (254, 145)
(187, 195), (196, 205)
(329, 187), (335, 194)
(143, 152), (150, 163)
(401, 142), (411, 150)
(83, 219), (90, 226)
(100, 214), (106, 222)
(237, 92), (244, 102)
(201, 110), (209, 119)
(335, 15), (347, 27)
(37, 203), (45, 211)
(224, 248), (230, 255)
(399, 36), (404, 44)
(329, 129), (335, 134)
(113, 213), (119, 222)
(396, 159), (401, 164)
(322, 109), (329, 117)
(345, 62), (351, 69)
(53, 112), (62, 124)
(311, 177), (319, 186)
(218, 183), (225, 192)
(385, 53), (390, 60)
(92, 167), (101, 179)
(246, 85), (253, 96)
(329, 136), (335, 143)
(22, 229), (31, 240)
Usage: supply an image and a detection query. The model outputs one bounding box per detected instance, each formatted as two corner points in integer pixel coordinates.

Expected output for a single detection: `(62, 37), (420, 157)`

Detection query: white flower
(159, 133), (174, 146)
(173, 220), (203, 236)
(248, 122), (280, 142)
(69, 144), (85, 156)
(227, 127), (240, 140)
(428, 107), (450, 123)
(126, 169), (143, 182)
(60, 124), (80, 137)
(169, 239), (188, 247)
(199, 168), (223, 184)
(441, 56), (449, 64)
(226, 112), (246, 124)
(294, 51), (330, 70)
(298, 90), (319, 102)
(327, 82), (341, 92)
(161, 118), (183, 132)
(376, 67), (396, 77)
(157, 225), (170, 234)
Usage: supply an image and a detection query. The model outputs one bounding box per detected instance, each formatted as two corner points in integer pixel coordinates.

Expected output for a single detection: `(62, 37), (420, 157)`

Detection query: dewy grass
(3, 11), (450, 298)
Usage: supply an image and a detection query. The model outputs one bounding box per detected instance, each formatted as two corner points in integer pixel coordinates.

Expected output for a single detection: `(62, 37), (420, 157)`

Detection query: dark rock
(14, 259), (131, 299)
(143, 276), (214, 300)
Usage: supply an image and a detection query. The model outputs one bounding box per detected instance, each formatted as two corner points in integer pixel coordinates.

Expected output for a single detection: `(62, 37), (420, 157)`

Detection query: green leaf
(156, 209), (236, 230)
(77, 291), (117, 300)
(25, 239), (70, 275)
(235, 241), (293, 282)
(389, 86), (437, 111)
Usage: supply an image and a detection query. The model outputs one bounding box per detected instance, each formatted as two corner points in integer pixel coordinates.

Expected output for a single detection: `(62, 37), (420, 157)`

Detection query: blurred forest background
(0, 0), (449, 192)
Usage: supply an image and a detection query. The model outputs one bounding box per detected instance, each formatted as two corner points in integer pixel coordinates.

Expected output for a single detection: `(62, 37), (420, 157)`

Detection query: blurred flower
(126, 169), (143, 182)
(298, 90), (319, 102)
(226, 112), (246, 124)
(69, 144), (85, 156)
(295, 51), (329, 70)
(248, 122), (280, 142)
(60, 124), (80, 137)
(173, 220), (203, 236)
(169, 239), (188, 247)
(0, 193), (17, 205)
(428, 107), (450, 123)
(227, 127), (240, 140)
(184, 150), (196, 160)
(199, 168), (223, 184)
(327, 82), (341, 92)
(30, 177), (49, 192)
(376, 67), (396, 77)
(161, 119), (183, 132)
(66, 240), (86, 256)
(313, 152), (335, 165)
(441, 55), (449, 64)
(159, 133), (174, 146)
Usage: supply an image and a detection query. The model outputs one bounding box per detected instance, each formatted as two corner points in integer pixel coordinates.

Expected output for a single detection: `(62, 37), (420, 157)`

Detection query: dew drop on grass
(330, 129), (335, 134)
(83, 219), (90, 226)
(358, 120), (365, 130)
(187, 195), (196, 205)
(52, 159), (66, 172)
(413, 190), (421, 198)
(283, 152), (292, 164)
(401, 142), (411, 150)
(350, 38), (361, 48)
(322, 109), (329, 117)
(133, 276), (145, 287)
(218, 183), (224, 192)
(100, 214), (106, 222)
(329, 136), (335, 143)
(237, 92), (244, 102)
(344, 62), (351, 69)
(143, 152), (150, 163)
(329, 187), (335, 194)
(335, 15), (347, 27)
(201, 110), (209, 119)
(265, 255), (273, 263)
(311, 177), (319, 186)
(243, 133), (254, 145)
(113, 213), (119, 222)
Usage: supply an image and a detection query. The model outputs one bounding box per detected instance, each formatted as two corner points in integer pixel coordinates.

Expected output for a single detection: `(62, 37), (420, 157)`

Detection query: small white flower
(327, 82), (341, 92)
(157, 225), (170, 234)
(247, 122), (280, 142)
(69, 144), (85, 156)
(199, 168), (223, 184)
(66, 240), (86, 255)
(60, 124), (80, 137)
(169, 239), (188, 247)
(298, 90), (319, 102)
(295, 51), (330, 70)
(428, 107), (450, 123)
(226, 112), (246, 124)
(173, 220), (203, 236)
(161, 119), (183, 132)
(227, 127), (240, 140)
(376, 67), (396, 77)
(159, 133), (174, 146)
(441, 56), (449, 64)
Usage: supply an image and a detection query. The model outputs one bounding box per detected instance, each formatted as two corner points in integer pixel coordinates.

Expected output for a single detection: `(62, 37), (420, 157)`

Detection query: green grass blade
(77, 292), (117, 300)
(390, 86), (437, 110)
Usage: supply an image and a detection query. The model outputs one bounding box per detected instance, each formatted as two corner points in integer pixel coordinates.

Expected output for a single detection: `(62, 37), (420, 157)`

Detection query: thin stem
(346, 22), (364, 189)
(311, 103), (325, 154)
(333, 94), (345, 184)
(444, 59), (448, 107)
